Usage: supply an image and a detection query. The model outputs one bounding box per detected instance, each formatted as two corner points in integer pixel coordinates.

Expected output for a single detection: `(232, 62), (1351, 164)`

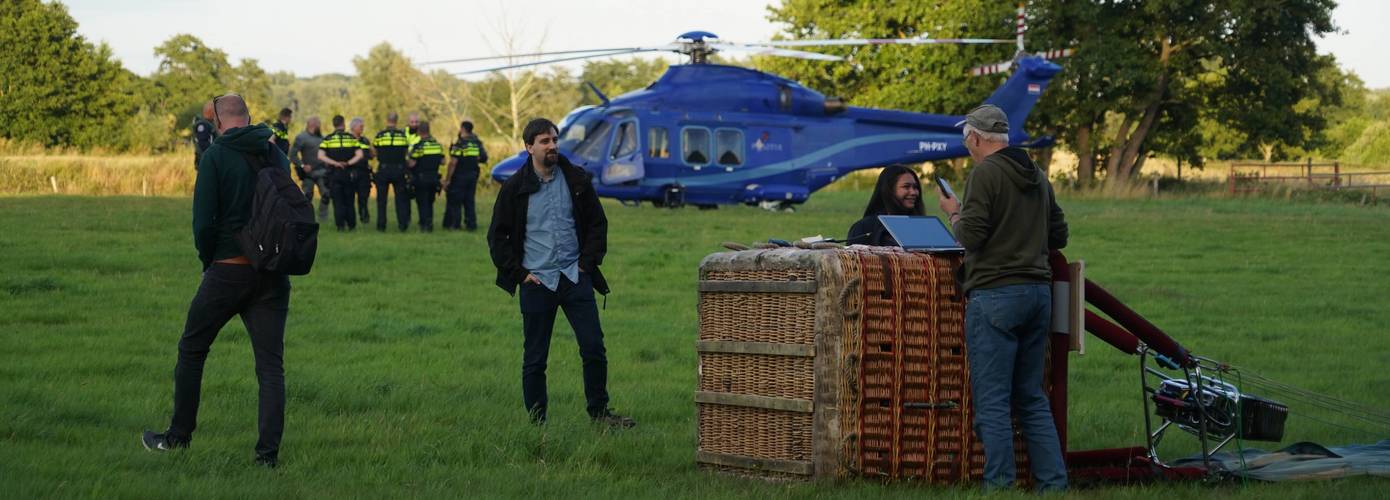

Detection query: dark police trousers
(329, 167), (357, 230)
(443, 168), (479, 230)
(167, 263), (290, 461)
(412, 173), (440, 232)
(354, 166), (372, 223)
(519, 272), (609, 420)
(374, 163), (411, 231)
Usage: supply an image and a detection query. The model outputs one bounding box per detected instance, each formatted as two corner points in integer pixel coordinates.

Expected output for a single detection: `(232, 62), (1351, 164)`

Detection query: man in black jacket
(487, 118), (633, 429)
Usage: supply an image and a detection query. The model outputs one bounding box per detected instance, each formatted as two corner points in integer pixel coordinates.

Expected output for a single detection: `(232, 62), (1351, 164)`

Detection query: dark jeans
(375, 164), (411, 231)
(965, 283), (1068, 492)
(443, 169), (479, 230)
(413, 174), (440, 232)
(167, 263), (291, 461)
(354, 167), (372, 222)
(300, 168), (330, 219)
(329, 168), (357, 230)
(518, 273), (609, 420)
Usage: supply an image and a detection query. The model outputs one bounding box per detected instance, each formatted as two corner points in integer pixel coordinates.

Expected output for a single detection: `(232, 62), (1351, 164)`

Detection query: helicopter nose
(491, 154), (526, 183)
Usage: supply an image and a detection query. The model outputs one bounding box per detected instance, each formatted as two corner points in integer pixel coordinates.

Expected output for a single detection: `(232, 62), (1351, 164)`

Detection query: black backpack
(237, 146), (320, 275)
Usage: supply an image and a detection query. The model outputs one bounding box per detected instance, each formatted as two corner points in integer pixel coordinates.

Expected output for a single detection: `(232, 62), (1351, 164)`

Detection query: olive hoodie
(952, 147), (1068, 294)
(192, 124), (290, 267)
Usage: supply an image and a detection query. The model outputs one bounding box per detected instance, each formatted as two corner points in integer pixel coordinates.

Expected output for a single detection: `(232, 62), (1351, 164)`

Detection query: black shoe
(590, 409), (635, 429)
(255, 455), (278, 469)
(141, 430), (187, 451)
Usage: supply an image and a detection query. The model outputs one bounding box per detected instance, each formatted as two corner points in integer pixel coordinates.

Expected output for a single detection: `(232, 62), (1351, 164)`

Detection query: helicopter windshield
(558, 110), (604, 152)
(573, 120), (613, 162)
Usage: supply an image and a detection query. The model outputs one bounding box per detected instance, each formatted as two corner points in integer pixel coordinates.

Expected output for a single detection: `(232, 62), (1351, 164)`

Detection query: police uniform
(192, 117), (216, 167)
(269, 121), (291, 154)
(443, 134), (488, 231)
(373, 127), (413, 231)
(352, 133), (373, 224)
(408, 136), (445, 232)
(320, 129), (366, 231)
(268, 120), (294, 176)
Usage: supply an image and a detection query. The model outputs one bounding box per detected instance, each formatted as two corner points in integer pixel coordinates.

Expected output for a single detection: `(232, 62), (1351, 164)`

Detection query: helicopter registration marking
(752, 138), (783, 152)
(917, 141), (949, 152)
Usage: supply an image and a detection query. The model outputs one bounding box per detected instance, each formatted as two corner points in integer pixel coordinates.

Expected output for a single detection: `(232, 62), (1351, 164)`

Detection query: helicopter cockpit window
(682, 127), (711, 166)
(574, 120), (613, 162)
(715, 129), (743, 167)
(610, 121), (638, 159)
(647, 127), (669, 158)
(559, 112), (603, 151)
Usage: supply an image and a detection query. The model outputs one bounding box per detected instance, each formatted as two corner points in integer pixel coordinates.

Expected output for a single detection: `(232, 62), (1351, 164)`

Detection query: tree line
(760, 0), (1389, 182)
(4, 0), (1389, 183)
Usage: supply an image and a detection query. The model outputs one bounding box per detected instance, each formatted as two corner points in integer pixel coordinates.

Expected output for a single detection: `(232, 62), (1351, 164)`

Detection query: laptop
(878, 215), (964, 252)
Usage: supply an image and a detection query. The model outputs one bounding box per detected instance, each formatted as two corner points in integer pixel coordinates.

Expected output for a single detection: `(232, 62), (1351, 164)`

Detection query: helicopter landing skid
(758, 201), (797, 213)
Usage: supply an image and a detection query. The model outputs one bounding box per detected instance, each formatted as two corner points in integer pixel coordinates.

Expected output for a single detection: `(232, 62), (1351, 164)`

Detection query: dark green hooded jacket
(952, 147), (1068, 294)
(192, 124), (290, 266)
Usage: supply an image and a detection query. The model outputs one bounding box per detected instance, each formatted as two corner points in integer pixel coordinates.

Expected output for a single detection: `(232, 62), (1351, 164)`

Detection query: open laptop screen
(878, 215), (964, 252)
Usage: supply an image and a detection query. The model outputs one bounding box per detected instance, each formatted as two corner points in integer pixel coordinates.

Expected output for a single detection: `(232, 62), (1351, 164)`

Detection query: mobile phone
(935, 177), (956, 199)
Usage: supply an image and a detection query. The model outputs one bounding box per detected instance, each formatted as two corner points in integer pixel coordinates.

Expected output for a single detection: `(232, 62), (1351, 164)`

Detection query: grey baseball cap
(955, 104), (1009, 134)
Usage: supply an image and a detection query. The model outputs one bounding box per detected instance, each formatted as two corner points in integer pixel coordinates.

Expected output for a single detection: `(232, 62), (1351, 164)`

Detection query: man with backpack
(142, 94), (301, 469)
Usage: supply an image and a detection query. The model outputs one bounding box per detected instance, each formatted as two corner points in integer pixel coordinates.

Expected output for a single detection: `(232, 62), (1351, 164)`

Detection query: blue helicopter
(428, 14), (1067, 210)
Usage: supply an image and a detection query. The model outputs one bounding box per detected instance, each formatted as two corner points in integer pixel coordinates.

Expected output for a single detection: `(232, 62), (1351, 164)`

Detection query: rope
(1234, 379), (1390, 430)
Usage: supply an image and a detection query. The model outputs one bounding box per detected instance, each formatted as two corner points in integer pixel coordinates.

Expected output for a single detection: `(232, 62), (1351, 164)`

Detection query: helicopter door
(600, 119), (644, 185)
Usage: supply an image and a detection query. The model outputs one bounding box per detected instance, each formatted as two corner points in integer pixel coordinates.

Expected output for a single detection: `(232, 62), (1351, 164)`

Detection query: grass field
(2, 191), (1389, 498)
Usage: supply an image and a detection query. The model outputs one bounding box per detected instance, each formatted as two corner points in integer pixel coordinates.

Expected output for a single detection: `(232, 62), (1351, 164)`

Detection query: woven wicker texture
(698, 292), (815, 344)
(695, 248), (1059, 485)
(698, 403), (813, 461)
(699, 352), (815, 400)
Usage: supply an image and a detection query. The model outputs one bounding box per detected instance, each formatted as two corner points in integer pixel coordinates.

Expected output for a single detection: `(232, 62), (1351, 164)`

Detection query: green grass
(2, 192), (1388, 499)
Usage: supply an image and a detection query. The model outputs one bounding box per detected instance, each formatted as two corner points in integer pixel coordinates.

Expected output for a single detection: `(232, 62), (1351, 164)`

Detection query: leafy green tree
(152, 34), (236, 130)
(352, 43), (420, 129)
(1031, 0), (1339, 182)
(233, 58), (274, 121)
(759, 0), (1013, 114)
(577, 57), (669, 106)
(0, 0), (142, 148)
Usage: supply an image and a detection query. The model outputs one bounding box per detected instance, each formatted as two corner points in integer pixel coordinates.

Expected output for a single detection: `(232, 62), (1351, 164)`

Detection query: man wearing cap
(939, 104), (1069, 492)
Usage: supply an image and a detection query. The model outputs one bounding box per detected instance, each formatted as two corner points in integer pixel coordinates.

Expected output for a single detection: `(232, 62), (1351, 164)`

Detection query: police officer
(373, 112), (413, 232)
(267, 108), (292, 155)
(191, 100), (217, 167)
(349, 117), (373, 225)
(406, 121), (445, 232)
(443, 120), (488, 231)
(317, 115), (365, 231)
(406, 112), (422, 148)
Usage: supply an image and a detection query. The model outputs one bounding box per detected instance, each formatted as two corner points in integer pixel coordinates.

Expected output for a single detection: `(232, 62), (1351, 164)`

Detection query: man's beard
(543, 151), (558, 167)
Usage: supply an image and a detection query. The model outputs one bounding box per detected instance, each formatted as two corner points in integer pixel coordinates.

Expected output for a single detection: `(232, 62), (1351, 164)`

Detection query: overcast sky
(64, 0), (1390, 88)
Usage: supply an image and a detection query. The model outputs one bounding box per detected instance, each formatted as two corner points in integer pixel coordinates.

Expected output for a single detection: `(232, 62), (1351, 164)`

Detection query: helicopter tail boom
(982, 55), (1062, 143)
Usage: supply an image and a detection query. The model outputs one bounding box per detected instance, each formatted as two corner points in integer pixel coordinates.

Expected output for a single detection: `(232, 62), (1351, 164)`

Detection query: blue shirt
(522, 167), (581, 291)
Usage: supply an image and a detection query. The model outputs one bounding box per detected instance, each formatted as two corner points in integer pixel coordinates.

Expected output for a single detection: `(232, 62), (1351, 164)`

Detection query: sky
(64, 0), (1390, 88)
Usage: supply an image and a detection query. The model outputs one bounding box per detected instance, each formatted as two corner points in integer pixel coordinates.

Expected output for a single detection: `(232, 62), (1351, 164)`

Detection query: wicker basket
(696, 247), (1054, 483)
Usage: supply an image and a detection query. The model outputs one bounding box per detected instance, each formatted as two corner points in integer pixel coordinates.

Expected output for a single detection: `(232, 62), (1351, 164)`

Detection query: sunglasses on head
(211, 93), (242, 127)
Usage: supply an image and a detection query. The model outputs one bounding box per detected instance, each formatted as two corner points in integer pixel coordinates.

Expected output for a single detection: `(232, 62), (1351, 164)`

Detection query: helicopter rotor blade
(967, 59), (1014, 77)
(748, 38), (1016, 48)
(451, 48), (664, 75)
(967, 48), (1074, 77)
(707, 43), (843, 61)
(421, 48), (649, 66)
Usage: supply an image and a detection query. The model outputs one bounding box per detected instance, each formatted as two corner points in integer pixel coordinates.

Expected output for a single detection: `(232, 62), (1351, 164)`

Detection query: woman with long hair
(846, 164), (924, 246)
